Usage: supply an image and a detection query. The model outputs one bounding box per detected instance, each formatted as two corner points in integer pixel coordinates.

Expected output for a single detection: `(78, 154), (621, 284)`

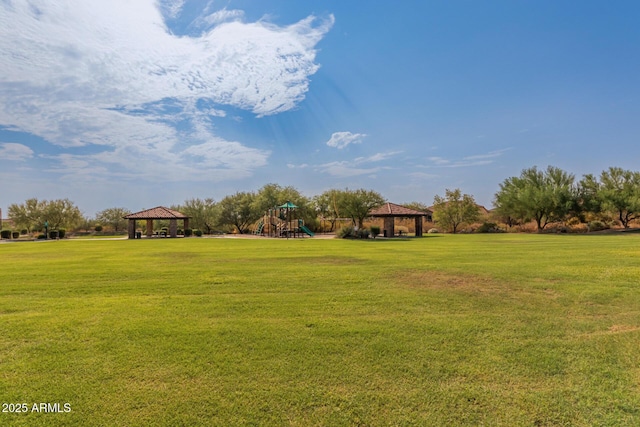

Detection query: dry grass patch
(396, 270), (501, 291)
(607, 324), (640, 334)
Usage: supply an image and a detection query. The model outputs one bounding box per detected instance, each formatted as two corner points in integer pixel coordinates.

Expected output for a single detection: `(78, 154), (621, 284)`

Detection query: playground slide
(300, 225), (315, 237)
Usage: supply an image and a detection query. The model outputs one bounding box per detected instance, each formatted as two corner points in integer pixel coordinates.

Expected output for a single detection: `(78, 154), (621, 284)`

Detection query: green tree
(432, 189), (480, 233)
(94, 207), (131, 232)
(9, 198), (82, 231)
(402, 202), (433, 221)
(253, 184), (314, 226)
(337, 188), (385, 229)
(313, 189), (343, 232)
(402, 201), (429, 212)
(8, 198), (46, 232)
(217, 192), (259, 234)
(494, 166), (576, 231)
(175, 198), (219, 234)
(580, 167), (640, 228)
(42, 199), (83, 230)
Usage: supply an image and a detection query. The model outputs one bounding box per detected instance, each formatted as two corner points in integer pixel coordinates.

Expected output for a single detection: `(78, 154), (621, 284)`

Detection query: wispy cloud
(426, 149), (511, 168)
(193, 8), (245, 29)
(427, 156), (451, 166)
(315, 151), (401, 177)
(0, 1), (333, 183)
(409, 172), (438, 180)
(316, 161), (385, 178)
(326, 131), (367, 149)
(463, 149), (511, 161)
(0, 143), (34, 161)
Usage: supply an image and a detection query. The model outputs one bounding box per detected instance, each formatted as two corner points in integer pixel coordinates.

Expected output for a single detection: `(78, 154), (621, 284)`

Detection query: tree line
(5, 166), (640, 235)
(494, 166), (640, 231)
(5, 185), (386, 235)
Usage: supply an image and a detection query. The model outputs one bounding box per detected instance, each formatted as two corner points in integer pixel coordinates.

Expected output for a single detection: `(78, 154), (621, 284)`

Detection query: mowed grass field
(1, 234), (640, 426)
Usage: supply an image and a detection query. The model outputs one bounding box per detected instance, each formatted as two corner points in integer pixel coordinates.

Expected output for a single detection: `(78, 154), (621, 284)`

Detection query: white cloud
(0, 1), (333, 182)
(158, 0), (187, 19)
(326, 131), (367, 149)
(427, 156), (450, 165)
(463, 148), (511, 161)
(409, 172), (437, 180)
(195, 8), (245, 28)
(315, 150), (399, 177)
(0, 143), (34, 161)
(426, 149), (510, 168)
(317, 161), (385, 178)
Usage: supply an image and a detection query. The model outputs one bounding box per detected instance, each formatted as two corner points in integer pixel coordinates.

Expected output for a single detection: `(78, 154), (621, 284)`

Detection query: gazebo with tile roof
(368, 202), (432, 237)
(124, 207), (190, 239)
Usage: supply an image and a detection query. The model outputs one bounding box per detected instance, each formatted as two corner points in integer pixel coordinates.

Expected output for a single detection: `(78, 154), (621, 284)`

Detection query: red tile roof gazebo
(123, 206), (190, 239)
(368, 202), (432, 237)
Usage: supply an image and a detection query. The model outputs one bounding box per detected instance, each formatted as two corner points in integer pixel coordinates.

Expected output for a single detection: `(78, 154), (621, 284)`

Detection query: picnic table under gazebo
(368, 202), (432, 237)
(123, 206), (190, 239)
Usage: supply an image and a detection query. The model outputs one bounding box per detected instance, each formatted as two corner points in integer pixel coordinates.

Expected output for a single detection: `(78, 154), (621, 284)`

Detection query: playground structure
(255, 201), (314, 238)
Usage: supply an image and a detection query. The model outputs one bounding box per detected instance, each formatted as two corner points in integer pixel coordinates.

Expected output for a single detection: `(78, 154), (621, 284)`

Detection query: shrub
(1, 230), (11, 239)
(194, 229), (203, 237)
(588, 220), (609, 232)
(20, 229), (28, 235)
(58, 229), (66, 239)
(357, 228), (370, 239)
(184, 228), (193, 237)
(49, 231), (59, 239)
(370, 225), (381, 238)
(95, 225), (103, 232)
(337, 226), (355, 239)
(476, 222), (503, 233)
(12, 231), (20, 239)
(37, 234), (46, 240)
(566, 217), (582, 227)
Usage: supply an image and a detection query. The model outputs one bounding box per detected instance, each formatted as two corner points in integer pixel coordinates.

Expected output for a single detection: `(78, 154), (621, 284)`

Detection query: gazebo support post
(169, 219), (177, 238)
(128, 219), (136, 239)
(384, 217), (395, 237)
(415, 217), (423, 237)
(146, 219), (154, 238)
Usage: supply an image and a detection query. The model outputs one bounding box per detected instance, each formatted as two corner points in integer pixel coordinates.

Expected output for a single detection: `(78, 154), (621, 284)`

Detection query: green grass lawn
(1, 234), (640, 426)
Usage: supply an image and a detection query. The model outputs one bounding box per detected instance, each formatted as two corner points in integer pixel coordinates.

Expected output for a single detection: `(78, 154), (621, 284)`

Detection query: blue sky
(1, 0), (639, 217)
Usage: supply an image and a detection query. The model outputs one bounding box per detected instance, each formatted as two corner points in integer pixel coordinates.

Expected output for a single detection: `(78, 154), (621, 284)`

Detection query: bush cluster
(475, 222), (503, 233)
(357, 228), (370, 239)
(1, 230), (11, 239)
(588, 221), (609, 232)
(337, 226), (355, 238)
(337, 226), (372, 239)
